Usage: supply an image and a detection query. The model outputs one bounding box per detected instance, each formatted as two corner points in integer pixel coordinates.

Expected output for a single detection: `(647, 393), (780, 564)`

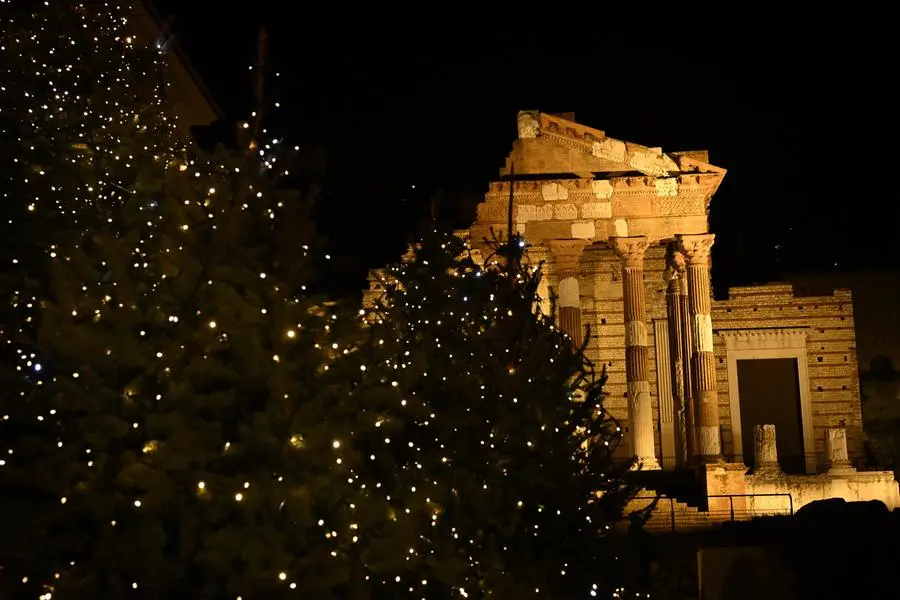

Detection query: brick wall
(711, 285), (863, 462)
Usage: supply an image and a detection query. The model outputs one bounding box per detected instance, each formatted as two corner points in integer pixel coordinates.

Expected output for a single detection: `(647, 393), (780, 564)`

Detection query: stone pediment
(502, 111), (725, 181)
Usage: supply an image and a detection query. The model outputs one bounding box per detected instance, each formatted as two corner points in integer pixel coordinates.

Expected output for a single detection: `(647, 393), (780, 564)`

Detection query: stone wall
(745, 470), (900, 514)
(789, 271), (900, 373)
(711, 285), (863, 467)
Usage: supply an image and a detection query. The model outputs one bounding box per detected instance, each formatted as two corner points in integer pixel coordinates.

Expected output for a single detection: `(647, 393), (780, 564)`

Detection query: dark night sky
(148, 3), (899, 295)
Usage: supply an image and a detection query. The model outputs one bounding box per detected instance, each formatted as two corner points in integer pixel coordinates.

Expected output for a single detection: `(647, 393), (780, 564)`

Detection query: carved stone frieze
(553, 203), (577, 220)
(581, 202), (612, 219)
(629, 148), (678, 177)
(541, 182), (569, 201)
(516, 204), (553, 223)
(591, 138), (627, 163)
(655, 177), (679, 197)
(655, 196), (705, 217)
(476, 202), (509, 222)
(591, 179), (614, 199)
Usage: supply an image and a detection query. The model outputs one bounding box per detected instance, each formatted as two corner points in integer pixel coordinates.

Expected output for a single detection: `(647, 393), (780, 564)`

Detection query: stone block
(591, 180), (614, 199)
(582, 201), (612, 219)
(553, 203), (577, 220)
(541, 182), (569, 201)
(570, 221), (595, 239)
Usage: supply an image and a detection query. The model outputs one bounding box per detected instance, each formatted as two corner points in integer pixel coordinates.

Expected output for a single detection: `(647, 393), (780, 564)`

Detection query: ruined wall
(711, 285), (863, 464)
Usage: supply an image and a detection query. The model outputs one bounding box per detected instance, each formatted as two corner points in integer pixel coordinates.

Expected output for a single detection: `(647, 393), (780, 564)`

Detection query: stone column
(677, 257), (696, 461)
(665, 246), (688, 467)
(678, 233), (721, 463)
(612, 236), (660, 470)
(825, 428), (855, 474)
(753, 424), (781, 474)
(549, 241), (587, 347)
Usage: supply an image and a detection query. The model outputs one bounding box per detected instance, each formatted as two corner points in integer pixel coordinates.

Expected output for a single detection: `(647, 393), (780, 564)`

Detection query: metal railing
(626, 492), (795, 533)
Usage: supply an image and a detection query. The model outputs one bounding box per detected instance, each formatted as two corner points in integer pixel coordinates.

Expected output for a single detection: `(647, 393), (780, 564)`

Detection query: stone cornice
(517, 111), (679, 177)
(678, 233), (715, 265)
(611, 236), (649, 268)
(486, 173), (720, 198)
(513, 111), (727, 184)
(717, 327), (810, 351)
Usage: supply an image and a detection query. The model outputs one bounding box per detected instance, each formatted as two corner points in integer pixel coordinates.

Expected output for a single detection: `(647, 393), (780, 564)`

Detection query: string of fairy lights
(1, 1), (643, 598)
(1, 0), (183, 386)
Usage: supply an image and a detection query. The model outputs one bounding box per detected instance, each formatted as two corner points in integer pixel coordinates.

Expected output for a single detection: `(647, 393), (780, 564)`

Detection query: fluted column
(677, 258), (696, 461)
(665, 246), (687, 467)
(678, 233), (721, 462)
(549, 241), (587, 346)
(612, 236), (660, 470)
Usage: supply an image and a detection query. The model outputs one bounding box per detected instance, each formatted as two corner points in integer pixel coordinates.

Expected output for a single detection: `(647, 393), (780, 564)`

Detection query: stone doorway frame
(718, 328), (816, 474)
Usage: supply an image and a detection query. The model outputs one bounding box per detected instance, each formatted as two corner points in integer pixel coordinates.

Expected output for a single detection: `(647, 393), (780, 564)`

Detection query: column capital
(525, 244), (551, 264)
(677, 233), (715, 266)
(611, 236), (649, 268)
(549, 239), (588, 274)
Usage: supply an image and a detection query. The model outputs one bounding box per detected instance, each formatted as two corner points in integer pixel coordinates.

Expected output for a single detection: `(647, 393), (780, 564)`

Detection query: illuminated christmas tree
(0, 3), (368, 598)
(2, 3), (639, 598)
(357, 230), (636, 598)
(0, 0), (182, 393)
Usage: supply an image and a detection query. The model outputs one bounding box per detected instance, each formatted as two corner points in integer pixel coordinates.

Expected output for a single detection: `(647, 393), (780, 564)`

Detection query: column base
(826, 463), (856, 476)
(753, 461), (783, 477)
(629, 456), (661, 471)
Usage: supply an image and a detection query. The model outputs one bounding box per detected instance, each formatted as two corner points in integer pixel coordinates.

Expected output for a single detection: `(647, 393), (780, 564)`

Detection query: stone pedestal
(825, 428), (855, 474)
(704, 462), (749, 520)
(753, 424), (781, 474)
(612, 236), (660, 471)
(678, 234), (721, 463)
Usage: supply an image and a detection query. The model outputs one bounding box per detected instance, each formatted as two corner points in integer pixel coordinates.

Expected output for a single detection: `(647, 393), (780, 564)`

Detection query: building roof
(129, 1), (222, 131)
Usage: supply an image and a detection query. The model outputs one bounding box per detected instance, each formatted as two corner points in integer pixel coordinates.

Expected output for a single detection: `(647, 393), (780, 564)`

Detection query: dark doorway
(737, 358), (805, 473)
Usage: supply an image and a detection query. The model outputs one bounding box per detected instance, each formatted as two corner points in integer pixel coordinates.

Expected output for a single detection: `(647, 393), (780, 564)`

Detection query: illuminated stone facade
(447, 111), (899, 519)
